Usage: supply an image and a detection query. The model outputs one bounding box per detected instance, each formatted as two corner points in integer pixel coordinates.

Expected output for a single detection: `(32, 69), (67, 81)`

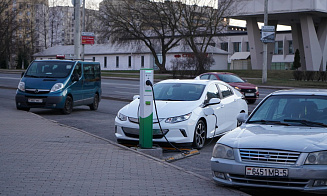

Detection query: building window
(274, 41), (283, 55)
(141, 56), (144, 68)
(288, 41), (294, 54)
(246, 42), (250, 52)
(104, 57), (107, 68)
(116, 56), (119, 68)
(128, 56), (132, 68)
(93, 57), (95, 61)
(233, 42), (241, 52)
(220, 42), (228, 52)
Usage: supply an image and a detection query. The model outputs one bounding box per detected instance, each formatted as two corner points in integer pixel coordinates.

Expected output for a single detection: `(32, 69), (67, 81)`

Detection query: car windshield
(153, 83), (205, 101)
(25, 61), (75, 78)
(218, 74), (245, 83)
(248, 95), (327, 127)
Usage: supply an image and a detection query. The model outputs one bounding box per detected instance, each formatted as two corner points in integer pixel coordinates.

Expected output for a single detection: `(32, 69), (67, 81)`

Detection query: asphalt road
(2, 72), (314, 195)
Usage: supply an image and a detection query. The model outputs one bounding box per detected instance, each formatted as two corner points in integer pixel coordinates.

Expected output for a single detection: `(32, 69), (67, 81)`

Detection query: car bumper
(211, 157), (327, 193)
(115, 117), (198, 144)
(15, 90), (66, 109)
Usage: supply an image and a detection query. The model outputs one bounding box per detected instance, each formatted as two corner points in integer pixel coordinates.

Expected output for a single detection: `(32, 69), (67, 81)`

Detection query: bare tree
(98, 0), (183, 72)
(176, 0), (234, 74)
(0, 0), (17, 69)
(48, 0), (66, 47)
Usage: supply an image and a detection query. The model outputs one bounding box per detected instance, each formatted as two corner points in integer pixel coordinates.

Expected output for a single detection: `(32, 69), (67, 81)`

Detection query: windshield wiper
(284, 119), (327, 127)
(249, 120), (290, 126)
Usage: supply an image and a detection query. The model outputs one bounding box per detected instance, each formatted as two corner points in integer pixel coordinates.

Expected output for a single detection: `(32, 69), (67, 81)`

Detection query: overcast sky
(52, 0), (290, 30)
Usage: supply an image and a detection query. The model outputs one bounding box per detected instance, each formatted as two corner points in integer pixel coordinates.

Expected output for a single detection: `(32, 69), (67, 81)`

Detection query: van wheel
(193, 119), (206, 149)
(89, 94), (99, 111)
(61, 96), (73, 114)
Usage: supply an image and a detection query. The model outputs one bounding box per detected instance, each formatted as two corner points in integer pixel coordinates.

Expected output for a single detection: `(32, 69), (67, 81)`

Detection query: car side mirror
(133, 95), (140, 100)
(204, 98), (221, 107)
(21, 72), (25, 78)
(237, 113), (248, 123)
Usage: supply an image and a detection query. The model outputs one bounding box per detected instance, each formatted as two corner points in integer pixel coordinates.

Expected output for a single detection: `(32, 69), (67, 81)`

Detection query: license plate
(246, 167), (288, 177)
(245, 93), (255, 96)
(28, 98), (43, 103)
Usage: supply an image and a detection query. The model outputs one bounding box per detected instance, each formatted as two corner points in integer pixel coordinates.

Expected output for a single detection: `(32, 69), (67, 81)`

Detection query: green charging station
(139, 69), (154, 148)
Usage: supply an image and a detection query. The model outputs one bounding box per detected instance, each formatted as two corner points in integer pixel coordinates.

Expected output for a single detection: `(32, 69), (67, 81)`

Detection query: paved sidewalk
(0, 106), (247, 196)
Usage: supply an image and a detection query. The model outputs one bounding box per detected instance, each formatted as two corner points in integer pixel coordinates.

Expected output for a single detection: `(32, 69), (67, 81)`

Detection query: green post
(139, 69), (153, 148)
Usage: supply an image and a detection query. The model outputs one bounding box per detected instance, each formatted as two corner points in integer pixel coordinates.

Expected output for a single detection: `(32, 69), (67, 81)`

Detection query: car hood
(219, 124), (327, 152)
(228, 82), (257, 89)
(22, 77), (67, 90)
(119, 99), (201, 118)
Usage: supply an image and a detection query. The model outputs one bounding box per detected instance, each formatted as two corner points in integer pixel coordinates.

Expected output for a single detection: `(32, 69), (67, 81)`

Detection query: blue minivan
(15, 59), (102, 114)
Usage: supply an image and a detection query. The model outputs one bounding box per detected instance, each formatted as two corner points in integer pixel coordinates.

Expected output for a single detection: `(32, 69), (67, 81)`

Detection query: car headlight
(165, 112), (191, 123)
(18, 82), (25, 92)
(305, 151), (327, 165)
(234, 86), (241, 91)
(50, 83), (64, 92)
(117, 112), (127, 121)
(212, 144), (234, 159)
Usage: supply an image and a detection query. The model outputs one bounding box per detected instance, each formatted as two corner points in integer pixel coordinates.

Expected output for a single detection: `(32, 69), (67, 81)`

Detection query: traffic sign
(81, 32), (95, 45)
(261, 26), (275, 43)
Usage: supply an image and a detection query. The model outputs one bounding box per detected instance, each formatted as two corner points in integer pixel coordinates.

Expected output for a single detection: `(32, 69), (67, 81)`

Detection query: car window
(200, 74), (210, 80)
(248, 95), (327, 126)
(209, 75), (218, 80)
(218, 74), (245, 83)
(204, 84), (220, 104)
(217, 83), (234, 98)
(73, 63), (82, 78)
(153, 83), (205, 101)
(84, 64), (95, 80)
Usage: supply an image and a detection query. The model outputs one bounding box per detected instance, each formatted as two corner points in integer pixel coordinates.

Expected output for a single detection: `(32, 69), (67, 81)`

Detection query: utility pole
(81, 0), (85, 60)
(262, 0), (268, 84)
(74, 0), (81, 60)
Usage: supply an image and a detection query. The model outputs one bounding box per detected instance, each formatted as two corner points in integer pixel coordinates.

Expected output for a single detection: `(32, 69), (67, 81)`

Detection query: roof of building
(33, 44), (228, 57)
(230, 52), (251, 60)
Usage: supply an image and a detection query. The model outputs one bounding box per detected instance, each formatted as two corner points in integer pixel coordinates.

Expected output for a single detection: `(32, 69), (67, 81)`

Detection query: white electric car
(115, 79), (248, 149)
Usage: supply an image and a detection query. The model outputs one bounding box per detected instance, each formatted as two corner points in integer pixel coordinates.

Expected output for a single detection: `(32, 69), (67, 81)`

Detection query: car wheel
(61, 96), (73, 114)
(89, 94), (99, 111)
(247, 99), (256, 104)
(193, 119), (206, 149)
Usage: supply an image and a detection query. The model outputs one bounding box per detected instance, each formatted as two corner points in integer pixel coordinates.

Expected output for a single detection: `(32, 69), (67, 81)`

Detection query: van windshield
(25, 61), (75, 78)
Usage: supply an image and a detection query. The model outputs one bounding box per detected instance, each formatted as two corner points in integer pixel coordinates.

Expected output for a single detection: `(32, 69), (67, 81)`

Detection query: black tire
(16, 105), (30, 112)
(193, 119), (206, 149)
(61, 96), (73, 114)
(89, 94), (99, 111)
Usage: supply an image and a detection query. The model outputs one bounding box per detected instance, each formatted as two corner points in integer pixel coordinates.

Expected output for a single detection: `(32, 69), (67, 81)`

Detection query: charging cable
(145, 80), (188, 153)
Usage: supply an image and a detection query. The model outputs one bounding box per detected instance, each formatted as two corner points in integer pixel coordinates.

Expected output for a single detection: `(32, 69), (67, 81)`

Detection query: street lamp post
(74, 0), (81, 59)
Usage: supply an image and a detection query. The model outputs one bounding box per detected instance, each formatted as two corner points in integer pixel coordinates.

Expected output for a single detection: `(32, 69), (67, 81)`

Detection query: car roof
(202, 72), (234, 75)
(271, 89), (327, 96)
(33, 59), (99, 64)
(157, 79), (226, 86)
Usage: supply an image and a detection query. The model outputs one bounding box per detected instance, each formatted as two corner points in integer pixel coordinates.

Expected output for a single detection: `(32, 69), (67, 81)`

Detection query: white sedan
(115, 79), (248, 149)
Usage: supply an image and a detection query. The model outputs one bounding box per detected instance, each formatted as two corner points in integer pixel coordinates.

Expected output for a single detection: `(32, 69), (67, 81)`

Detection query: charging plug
(146, 80), (153, 86)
